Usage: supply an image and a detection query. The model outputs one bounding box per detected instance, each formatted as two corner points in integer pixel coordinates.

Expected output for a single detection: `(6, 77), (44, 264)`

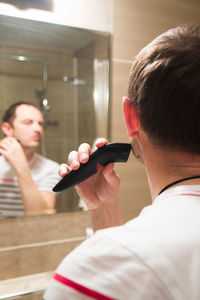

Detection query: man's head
(2, 102), (44, 150)
(126, 24), (200, 154)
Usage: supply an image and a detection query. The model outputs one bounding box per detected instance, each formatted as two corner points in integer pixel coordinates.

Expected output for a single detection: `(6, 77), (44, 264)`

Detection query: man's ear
(123, 97), (139, 137)
(1, 122), (13, 137)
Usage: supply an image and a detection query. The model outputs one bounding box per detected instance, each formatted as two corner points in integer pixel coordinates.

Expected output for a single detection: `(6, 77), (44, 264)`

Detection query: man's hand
(0, 136), (56, 215)
(0, 137), (29, 174)
(58, 138), (123, 231)
(59, 138), (120, 210)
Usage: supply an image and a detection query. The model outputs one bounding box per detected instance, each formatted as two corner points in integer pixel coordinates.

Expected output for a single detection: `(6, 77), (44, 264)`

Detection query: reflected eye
(23, 120), (32, 125)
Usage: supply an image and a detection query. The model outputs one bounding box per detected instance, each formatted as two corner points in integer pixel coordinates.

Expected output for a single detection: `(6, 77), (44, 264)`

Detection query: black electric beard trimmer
(53, 143), (131, 193)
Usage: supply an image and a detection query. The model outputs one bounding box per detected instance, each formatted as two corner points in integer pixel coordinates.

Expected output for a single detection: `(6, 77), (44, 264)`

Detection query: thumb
(102, 163), (120, 188)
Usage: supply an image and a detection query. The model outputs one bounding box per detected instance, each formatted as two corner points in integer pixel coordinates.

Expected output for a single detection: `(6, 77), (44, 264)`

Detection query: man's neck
(142, 141), (200, 200)
(23, 148), (35, 161)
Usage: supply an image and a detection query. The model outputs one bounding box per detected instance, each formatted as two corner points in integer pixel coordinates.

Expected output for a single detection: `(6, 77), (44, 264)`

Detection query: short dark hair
(128, 24), (200, 153)
(2, 101), (40, 125)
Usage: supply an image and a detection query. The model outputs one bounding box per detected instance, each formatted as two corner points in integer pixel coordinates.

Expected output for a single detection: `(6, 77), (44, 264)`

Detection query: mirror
(0, 14), (110, 216)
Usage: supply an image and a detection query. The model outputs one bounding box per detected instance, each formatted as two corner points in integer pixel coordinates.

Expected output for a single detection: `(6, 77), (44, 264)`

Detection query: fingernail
(72, 160), (79, 167)
(60, 166), (67, 174)
(79, 153), (88, 162)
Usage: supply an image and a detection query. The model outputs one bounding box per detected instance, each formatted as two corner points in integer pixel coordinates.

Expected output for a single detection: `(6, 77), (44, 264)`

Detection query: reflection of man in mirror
(0, 102), (60, 218)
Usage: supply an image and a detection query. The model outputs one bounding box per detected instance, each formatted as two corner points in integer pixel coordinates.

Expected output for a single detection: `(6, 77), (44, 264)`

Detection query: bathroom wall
(111, 0), (200, 222)
(75, 42), (96, 145)
(0, 212), (90, 280)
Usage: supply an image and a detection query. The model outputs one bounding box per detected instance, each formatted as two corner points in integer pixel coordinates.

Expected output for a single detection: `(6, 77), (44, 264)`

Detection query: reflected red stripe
(0, 178), (39, 183)
(54, 273), (115, 300)
(0, 178), (17, 182)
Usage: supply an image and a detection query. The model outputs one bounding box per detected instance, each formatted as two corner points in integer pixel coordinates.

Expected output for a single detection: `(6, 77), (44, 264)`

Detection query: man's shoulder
(33, 153), (59, 168)
(30, 153), (60, 181)
(80, 200), (200, 259)
(0, 154), (7, 164)
(54, 199), (200, 300)
(0, 154), (14, 174)
(55, 223), (172, 299)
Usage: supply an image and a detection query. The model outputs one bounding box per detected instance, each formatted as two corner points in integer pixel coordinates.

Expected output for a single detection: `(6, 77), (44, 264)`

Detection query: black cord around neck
(158, 176), (200, 195)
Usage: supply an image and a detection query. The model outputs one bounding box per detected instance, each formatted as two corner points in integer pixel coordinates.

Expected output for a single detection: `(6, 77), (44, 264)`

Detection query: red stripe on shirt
(54, 273), (115, 300)
(0, 178), (17, 182)
(160, 192), (200, 202)
(181, 193), (200, 196)
(0, 178), (39, 183)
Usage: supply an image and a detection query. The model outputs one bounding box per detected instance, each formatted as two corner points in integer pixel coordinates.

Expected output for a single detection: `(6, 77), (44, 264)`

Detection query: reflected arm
(17, 163), (56, 216)
(0, 137), (56, 216)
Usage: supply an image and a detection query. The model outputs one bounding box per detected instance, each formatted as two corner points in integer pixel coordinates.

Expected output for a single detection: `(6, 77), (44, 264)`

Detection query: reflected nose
(33, 122), (43, 133)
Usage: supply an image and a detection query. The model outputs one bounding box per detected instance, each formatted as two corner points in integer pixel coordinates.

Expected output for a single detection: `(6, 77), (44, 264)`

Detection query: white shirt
(0, 153), (60, 218)
(44, 185), (200, 300)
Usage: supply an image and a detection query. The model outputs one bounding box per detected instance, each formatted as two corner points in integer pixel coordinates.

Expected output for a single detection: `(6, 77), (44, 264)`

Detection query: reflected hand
(58, 138), (120, 210)
(0, 137), (28, 173)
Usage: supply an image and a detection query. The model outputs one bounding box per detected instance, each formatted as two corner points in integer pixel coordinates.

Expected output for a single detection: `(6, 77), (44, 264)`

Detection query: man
(44, 24), (200, 299)
(0, 102), (60, 218)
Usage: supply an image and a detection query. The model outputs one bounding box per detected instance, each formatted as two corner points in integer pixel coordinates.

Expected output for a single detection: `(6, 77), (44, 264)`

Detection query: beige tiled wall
(0, 212), (91, 280)
(75, 42), (96, 146)
(111, 0), (200, 221)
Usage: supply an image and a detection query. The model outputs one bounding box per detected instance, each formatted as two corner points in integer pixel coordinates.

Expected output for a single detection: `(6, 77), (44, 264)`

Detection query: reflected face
(11, 104), (44, 149)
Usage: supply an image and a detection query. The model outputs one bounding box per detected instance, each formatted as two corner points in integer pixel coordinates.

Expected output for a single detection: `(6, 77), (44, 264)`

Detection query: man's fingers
(95, 138), (108, 148)
(68, 143), (91, 170)
(0, 137), (19, 149)
(68, 151), (80, 170)
(67, 139), (108, 172)
(0, 140), (10, 150)
(58, 163), (72, 177)
(78, 143), (92, 163)
(0, 148), (6, 156)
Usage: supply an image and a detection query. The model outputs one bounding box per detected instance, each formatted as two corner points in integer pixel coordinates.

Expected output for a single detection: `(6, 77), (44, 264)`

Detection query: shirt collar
(155, 184), (200, 204)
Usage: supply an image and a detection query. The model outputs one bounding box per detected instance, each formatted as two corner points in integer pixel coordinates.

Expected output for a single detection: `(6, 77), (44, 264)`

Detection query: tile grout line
(0, 236), (86, 252)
